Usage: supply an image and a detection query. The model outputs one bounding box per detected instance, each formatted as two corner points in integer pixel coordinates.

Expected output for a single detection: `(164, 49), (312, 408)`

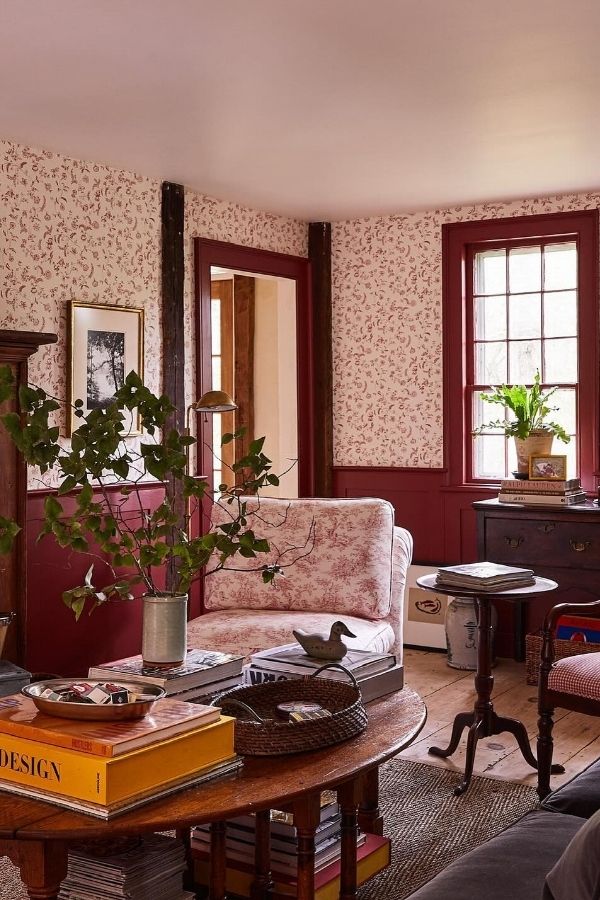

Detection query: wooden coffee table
(0, 687), (425, 900)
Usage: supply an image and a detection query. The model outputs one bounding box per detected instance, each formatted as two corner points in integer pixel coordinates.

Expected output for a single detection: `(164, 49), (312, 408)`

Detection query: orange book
(0, 694), (221, 757)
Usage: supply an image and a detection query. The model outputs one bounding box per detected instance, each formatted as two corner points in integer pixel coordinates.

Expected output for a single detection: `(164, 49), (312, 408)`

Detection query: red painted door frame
(194, 238), (315, 497)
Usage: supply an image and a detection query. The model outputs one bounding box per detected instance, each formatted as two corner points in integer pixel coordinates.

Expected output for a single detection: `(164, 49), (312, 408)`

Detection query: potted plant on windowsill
(0, 366), (295, 668)
(473, 370), (570, 477)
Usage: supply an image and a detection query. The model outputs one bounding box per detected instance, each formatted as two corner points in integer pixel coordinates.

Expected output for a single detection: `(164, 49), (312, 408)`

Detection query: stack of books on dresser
(242, 643), (404, 701)
(0, 693), (240, 818)
(88, 648), (244, 703)
(498, 477), (587, 507)
(58, 833), (194, 900)
(436, 561), (536, 593)
(191, 791), (391, 899)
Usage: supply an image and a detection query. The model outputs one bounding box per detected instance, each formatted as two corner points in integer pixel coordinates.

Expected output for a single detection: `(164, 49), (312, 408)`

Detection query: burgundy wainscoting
(26, 483), (167, 677)
(332, 468), (523, 655)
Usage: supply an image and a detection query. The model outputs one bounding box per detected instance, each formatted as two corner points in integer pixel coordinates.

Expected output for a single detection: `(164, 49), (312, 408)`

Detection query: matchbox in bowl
(22, 679), (166, 721)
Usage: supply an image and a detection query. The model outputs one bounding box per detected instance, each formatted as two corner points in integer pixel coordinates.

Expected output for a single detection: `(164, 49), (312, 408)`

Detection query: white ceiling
(2, 0), (600, 220)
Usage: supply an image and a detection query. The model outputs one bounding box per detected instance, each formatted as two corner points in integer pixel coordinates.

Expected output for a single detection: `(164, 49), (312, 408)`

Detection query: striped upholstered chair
(537, 597), (600, 799)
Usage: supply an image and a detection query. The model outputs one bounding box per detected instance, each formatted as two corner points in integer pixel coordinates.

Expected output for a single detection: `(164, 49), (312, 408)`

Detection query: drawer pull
(538, 523), (556, 534)
(504, 536), (523, 549)
(570, 540), (591, 553)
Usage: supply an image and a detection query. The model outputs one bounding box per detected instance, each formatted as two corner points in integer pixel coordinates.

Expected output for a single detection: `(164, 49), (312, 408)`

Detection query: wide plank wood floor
(399, 647), (600, 788)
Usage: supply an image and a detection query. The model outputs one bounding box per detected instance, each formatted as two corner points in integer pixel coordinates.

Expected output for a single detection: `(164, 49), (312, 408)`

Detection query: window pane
(508, 293), (541, 339)
(476, 342), (507, 384)
(212, 356), (221, 390)
(473, 392), (506, 433)
(509, 340), (541, 383)
(544, 242), (577, 291)
(543, 291), (577, 338)
(550, 387), (577, 434)
(473, 435), (506, 479)
(509, 246), (541, 293)
(544, 338), (577, 382)
(564, 442), (577, 479)
(507, 438), (517, 475)
(475, 250), (506, 295)
(212, 413), (222, 453)
(211, 299), (221, 355)
(474, 295), (506, 340)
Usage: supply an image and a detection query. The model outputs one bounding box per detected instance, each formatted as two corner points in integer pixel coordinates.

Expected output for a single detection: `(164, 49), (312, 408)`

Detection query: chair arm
(539, 598), (600, 691)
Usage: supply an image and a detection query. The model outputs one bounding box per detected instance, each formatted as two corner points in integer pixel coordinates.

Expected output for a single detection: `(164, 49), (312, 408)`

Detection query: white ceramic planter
(445, 597), (498, 670)
(514, 430), (554, 475)
(142, 594), (188, 668)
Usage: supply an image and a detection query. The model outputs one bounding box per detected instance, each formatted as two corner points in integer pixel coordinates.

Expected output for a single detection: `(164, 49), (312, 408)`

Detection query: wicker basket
(213, 663), (368, 756)
(526, 633), (600, 685)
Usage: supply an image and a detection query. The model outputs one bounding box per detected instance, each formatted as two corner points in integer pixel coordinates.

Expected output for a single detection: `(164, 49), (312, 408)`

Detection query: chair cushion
(544, 807), (600, 900)
(542, 757), (600, 819)
(548, 652), (600, 699)
(407, 810), (584, 900)
(187, 609), (395, 659)
(204, 497), (395, 620)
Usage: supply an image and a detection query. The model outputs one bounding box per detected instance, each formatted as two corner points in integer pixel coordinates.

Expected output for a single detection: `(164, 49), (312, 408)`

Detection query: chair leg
(537, 707), (555, 800)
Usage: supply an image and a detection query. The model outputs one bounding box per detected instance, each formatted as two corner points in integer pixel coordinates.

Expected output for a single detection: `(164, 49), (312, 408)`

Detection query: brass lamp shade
(191, 390), (237, 413)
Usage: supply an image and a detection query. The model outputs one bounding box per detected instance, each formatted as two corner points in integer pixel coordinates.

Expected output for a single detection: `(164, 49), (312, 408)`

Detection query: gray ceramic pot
(142, 594), (188, 668)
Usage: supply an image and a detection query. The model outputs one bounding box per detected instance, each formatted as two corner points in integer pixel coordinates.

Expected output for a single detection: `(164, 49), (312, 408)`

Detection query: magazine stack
(58, 833), (194, 900)
(436, 561), (536, 593)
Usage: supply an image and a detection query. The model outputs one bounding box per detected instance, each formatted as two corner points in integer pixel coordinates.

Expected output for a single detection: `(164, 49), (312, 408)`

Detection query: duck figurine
(292, 621), (357, 661)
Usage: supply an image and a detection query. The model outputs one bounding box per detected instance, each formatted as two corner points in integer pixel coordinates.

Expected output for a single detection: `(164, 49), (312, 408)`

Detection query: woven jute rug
(0, 759), (538, 899)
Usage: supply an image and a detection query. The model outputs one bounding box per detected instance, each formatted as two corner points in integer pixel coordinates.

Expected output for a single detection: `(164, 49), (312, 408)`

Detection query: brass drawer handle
(570, 540), (591, 552)
(504, 536), (523, 549)
(538, 523), (556, 534)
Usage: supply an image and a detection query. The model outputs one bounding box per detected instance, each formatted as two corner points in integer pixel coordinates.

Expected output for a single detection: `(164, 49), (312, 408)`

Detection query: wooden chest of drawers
(473, 498), (600, 659)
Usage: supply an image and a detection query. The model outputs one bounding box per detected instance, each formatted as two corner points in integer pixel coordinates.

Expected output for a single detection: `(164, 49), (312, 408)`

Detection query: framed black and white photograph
(69, 302), (144, 435)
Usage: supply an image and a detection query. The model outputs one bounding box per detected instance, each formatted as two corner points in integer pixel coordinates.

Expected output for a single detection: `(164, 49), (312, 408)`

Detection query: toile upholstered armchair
(187, 497), (412, 667)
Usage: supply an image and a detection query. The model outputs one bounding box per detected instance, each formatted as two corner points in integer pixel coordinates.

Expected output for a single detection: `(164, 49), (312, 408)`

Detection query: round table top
(417, 572), (558, 600)
(0, 686), (426, 842)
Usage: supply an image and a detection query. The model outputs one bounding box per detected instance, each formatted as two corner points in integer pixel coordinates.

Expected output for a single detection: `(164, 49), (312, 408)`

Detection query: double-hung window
(443, 211), (599, 491)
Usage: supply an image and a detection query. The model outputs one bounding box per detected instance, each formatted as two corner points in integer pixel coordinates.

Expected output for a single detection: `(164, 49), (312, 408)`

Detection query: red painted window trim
(442, 210), (599, 492)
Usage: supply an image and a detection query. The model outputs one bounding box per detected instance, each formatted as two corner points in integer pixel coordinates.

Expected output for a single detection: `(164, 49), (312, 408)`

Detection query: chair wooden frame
(537, 598), (600, 799)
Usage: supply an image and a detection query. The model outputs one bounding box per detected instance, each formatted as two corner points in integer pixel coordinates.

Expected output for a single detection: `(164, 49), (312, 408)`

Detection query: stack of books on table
(0, 693), (240, 818)
(436, 561), (536, 593)
(88, 648), (244, 703)
(191, 791), (391, 899)
(242, 643), (404, 702)
(498, 477), (587, 507)
(58, 833), (194, 900)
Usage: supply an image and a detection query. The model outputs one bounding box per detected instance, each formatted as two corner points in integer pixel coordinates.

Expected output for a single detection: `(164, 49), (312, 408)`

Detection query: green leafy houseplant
(473, 371), (570, 444)
(0, 365), (289, 623)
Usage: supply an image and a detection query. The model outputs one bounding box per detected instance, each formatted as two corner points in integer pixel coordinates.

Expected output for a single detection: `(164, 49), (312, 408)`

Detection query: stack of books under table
(58, 833), (194, 900)
(497, 477), (587, 507)
(191, 791), (391, 900)
(0, 693), (240, 817)
(436, 561), (536, 593)
(88, 648), (245, 703)
(242, 643), (404, 701)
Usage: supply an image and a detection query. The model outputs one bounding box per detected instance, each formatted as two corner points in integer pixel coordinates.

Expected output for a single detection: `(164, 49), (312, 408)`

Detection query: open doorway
(194, 238), (315, 497)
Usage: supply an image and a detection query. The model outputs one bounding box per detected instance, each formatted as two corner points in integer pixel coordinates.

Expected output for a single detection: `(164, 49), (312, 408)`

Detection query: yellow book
(192, 833), (390, 900)
(0, 715), (234, 805)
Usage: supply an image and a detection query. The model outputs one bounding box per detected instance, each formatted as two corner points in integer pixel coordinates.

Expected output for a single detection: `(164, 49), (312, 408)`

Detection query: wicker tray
(213, 663), (368, 756)
(525, 633), (600, 685)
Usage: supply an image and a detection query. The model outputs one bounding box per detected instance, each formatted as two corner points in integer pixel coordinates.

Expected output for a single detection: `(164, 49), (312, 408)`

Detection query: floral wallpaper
(332, 191), (600, 468)
(0, 139), (306, 487)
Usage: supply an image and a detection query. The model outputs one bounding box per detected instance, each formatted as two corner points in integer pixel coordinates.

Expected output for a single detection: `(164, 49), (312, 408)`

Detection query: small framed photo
(69, 301), (144, 435)
(529, 454), (568, 480)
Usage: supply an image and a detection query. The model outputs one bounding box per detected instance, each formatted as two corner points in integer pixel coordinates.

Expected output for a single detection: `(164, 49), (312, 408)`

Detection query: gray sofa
(408, 761), (600, 899)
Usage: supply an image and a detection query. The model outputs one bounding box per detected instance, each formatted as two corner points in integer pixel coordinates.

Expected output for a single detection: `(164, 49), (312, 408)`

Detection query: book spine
(0, 716), (234, 804)
(498, 492), (586, 505)
(501, 479), (580, 492)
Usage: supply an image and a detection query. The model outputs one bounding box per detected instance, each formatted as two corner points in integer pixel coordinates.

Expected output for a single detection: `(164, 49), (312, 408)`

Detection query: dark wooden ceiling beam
(161, 182), (185, 432)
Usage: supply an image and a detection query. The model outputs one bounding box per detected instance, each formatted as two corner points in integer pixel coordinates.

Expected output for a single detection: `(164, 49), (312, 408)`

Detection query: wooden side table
(417, 574), (563, 796)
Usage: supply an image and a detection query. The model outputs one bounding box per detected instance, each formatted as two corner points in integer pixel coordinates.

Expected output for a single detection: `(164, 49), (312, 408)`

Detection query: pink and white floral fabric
(190, 498), (412, 658)
(204, 497), (396, 619)
(548, 653), (600, 700)
(187, 609), (396, 660)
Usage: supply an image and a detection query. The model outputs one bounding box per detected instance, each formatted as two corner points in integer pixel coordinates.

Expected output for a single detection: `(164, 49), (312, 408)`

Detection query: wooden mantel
(0, 329), (57, 664)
